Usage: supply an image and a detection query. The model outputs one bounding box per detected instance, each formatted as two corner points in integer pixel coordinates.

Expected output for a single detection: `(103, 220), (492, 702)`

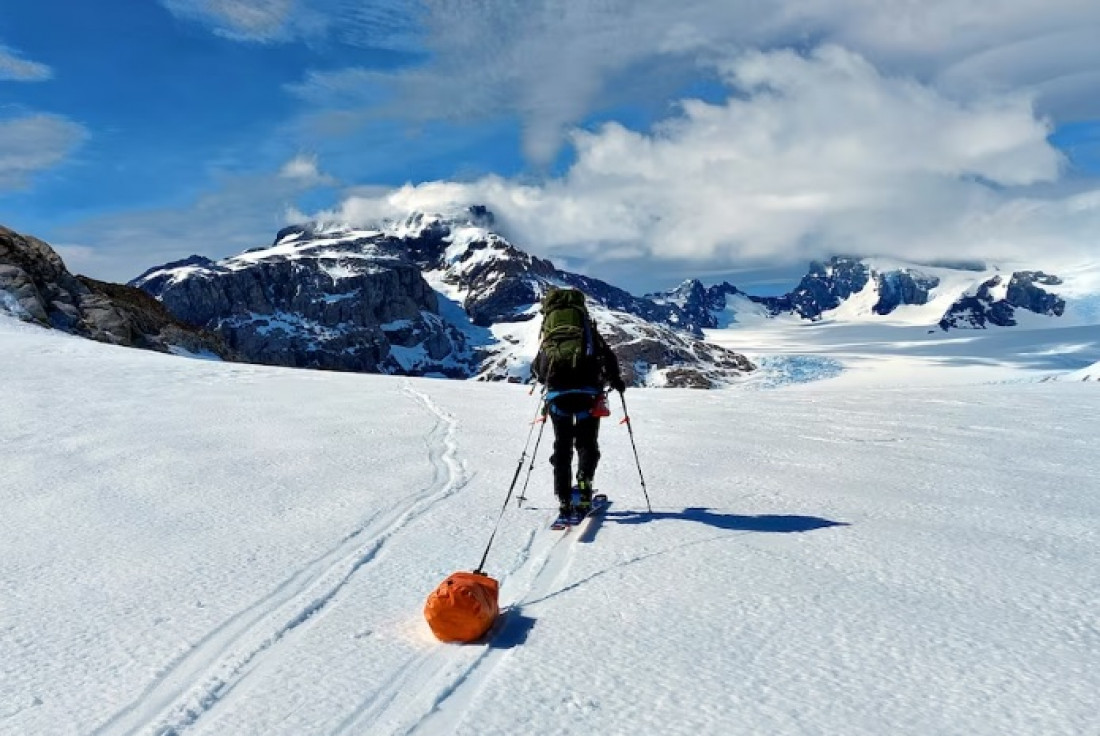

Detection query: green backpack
(539, 288), (593, 379)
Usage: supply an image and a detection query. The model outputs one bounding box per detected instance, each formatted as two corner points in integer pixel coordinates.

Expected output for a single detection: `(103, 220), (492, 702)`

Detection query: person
(530, 287), (626, 519)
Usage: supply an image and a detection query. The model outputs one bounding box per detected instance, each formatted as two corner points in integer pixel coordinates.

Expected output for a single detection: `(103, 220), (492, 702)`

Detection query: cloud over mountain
(318, 47), (1094, 278)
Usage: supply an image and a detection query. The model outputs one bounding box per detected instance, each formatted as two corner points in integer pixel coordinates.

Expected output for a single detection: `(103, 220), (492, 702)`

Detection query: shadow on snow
(514, 508), (847, 611)
(605, 507), (848, 533)
(484, 609), (537, 650)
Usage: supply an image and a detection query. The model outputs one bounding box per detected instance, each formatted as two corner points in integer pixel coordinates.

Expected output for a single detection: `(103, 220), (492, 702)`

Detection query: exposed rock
(134, 234), (472, 375)
(0, 225), (231, 357)
(599, 317), (755, 389)
(134, 208), (756, 386)
(1005, 271), (1064, 316)
(0, 225), (84, 328)
(645, 279), (746, 330)
(939, 272), (1065, 330)
(873, 270), (940, 315)
(750, 257), (871, 320)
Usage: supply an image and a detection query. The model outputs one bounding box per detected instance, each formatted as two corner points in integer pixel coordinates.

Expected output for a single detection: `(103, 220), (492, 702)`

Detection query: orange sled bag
(424, 571), (500, 643)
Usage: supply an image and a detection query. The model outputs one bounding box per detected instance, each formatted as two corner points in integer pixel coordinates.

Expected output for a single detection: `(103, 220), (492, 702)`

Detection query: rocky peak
(646, 279), (745, 330)
(939, 271), (1065, 330)
(750, 257), (871, 320)
(873, 269), (941, 315)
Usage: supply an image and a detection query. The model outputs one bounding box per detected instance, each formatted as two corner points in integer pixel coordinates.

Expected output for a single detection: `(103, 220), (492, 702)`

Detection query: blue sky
(2, 1), (1100, 293)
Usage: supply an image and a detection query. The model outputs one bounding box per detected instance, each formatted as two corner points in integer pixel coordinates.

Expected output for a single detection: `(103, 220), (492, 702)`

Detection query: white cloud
(54, 166), (336, 282)
(278, 153), (336, 185)
(111, 2), (1100, 290)
(0, 114), (88, 190)
(0, 46), (53, 82)
(283, 1), (1100, 166)
(161, 0), (308, 42)
(317, 47), (1096, 279)
(159, 0), (416, 46)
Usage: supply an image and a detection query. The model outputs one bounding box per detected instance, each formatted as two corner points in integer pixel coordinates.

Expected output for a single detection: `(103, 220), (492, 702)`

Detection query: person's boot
(557, 494), (573, 520)
(575, 476), (593, 512)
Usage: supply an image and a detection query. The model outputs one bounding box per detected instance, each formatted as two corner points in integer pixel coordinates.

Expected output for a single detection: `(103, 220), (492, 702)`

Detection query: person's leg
(574, 416), (601, 492)
(549, 412), (576, 507)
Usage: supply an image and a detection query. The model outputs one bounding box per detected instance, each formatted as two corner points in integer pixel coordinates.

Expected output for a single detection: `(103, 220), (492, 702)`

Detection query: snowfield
(2, 315), (1098, 736)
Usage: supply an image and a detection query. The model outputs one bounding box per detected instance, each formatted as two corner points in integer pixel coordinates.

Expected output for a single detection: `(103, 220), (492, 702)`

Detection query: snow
(0, 290), (32, 320)
(226, 237), (390, 270)
(820, 277), (880, 321)
(1063, 359), (1100, 382)
(387, 342), (431, 372)
(706, 317), (1100, 387)
(2, 313), (1099, 736)
(710, 292), (773, 328)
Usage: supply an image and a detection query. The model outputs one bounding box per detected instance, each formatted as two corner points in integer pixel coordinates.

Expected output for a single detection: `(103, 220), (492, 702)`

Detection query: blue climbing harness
(544, 387), (601, 419)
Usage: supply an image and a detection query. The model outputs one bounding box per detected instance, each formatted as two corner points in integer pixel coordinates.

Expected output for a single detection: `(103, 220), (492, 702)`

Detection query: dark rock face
(1006, 271), (1064, 316)
(134, 233), (472, 376)
(796, 258), (871, 317)
(0, 225), (231, 356)
(1, 225), (88, 329)
(645, 279), (745, 330)
(750, 258), (871, 320)
(939, 272), (1065, 330)
(601, 317), (755, 389)
(133, 209), (756, 386)
(873, 270), (940, 315)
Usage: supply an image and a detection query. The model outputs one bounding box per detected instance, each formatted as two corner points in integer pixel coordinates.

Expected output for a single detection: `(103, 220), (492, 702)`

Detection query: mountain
(651, 257), (1079, 330)
(132, 208), (754, 388)
(0, 225), (232, 358)
(937, 271), (1065, 329)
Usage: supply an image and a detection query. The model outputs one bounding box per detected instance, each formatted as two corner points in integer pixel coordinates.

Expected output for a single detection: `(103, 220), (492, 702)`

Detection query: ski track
(337, 507), (604, 735)
(91, 383), (469, 736)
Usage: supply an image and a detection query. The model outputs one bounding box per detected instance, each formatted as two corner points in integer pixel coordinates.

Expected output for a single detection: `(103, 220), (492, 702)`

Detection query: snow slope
(2, 315), (1098, 736)
(707, 317), (1100, 388)
(1063, 359), (1100, 382)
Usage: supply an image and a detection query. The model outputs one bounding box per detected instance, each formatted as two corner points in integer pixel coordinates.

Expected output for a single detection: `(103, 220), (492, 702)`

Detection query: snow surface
(707, 318), (1100, 388)
(1062, 360), (1100, 382)
(2, 314), (1098, 736)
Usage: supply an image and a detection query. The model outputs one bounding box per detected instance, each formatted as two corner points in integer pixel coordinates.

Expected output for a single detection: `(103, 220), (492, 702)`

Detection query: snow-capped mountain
(651, 256), (1090, 330)
(132, 207), (754, 388)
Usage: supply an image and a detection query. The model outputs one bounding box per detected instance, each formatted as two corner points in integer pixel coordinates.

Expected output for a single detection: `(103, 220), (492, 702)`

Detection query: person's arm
(592, 323), (626, 392)
(531, 349), (547, 384)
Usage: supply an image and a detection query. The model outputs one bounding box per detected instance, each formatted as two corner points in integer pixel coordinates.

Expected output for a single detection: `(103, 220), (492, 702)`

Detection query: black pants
(549, 412), (601, 502)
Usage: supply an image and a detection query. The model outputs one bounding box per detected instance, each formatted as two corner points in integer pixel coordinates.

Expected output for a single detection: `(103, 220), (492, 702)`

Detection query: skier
(530, 287), (626, 520)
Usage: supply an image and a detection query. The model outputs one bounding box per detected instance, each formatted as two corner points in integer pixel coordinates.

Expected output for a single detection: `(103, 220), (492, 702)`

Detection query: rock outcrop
(873, 269), (941, 315)
(939, 271), (1065, 330)
(0, 225), (232, 357)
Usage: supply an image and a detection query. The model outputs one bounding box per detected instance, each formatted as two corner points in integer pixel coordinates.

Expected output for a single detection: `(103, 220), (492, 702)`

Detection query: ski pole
(516, 404), (548, 507)
(474, 391), (545, 574)
(618, 391), (652, 513)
